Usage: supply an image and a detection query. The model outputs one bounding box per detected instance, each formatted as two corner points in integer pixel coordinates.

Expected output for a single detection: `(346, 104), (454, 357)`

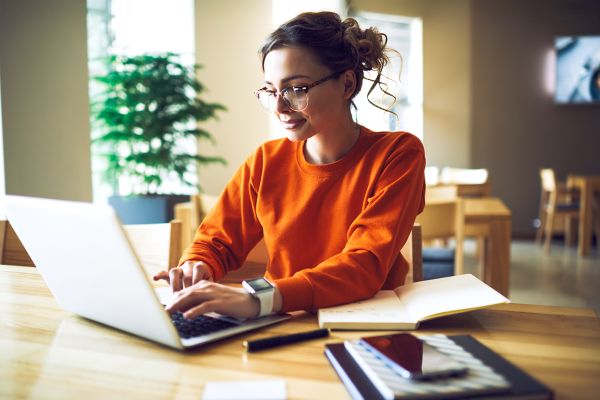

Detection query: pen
(243, 328), (330, 352)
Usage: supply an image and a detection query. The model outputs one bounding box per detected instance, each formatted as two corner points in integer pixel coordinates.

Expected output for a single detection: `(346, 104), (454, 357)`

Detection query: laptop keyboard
(170, 311), (238, 339)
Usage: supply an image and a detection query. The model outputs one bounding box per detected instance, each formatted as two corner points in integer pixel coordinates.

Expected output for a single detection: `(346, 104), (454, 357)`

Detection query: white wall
(0, 0), (92, 201)
(194, 0), (273, 195)
(349, 0), (472, 169)
(0, 77), (5, 200)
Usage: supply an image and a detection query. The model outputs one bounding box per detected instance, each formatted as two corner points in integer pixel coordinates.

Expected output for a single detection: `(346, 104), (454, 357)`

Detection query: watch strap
(256, 288), (274, 318)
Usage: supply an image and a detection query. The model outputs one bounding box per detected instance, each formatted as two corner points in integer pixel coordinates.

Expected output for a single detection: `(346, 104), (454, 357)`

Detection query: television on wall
(555, 35), (600, 104)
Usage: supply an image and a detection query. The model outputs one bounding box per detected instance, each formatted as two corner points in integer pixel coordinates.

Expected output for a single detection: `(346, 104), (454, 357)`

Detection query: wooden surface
(2, 265), (600, 399)
(416, 198), (465, 274)
(0, 220), (35, 267)
(424, 197), (511, 296)
(567, 175), (600, 256)
(462, 197), (511, 296)
(428, 182), (492, 197)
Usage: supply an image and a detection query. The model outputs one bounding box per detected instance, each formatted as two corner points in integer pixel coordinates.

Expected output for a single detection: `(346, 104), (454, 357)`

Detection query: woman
(155, 11), (425, 320)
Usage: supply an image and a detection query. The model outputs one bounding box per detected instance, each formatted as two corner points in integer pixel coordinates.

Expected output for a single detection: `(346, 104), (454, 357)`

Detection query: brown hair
(259, 11), (398, 113)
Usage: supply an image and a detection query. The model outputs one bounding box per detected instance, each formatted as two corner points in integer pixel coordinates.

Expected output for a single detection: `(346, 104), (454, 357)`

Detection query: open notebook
(318, 274), (509, 330)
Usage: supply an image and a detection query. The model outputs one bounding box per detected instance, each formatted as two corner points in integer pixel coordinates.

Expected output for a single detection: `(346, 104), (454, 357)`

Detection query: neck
(304, 118), (360, 165)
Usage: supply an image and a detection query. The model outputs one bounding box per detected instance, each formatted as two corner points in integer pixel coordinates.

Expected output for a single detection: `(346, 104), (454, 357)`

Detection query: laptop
(4, 195), (290, 350)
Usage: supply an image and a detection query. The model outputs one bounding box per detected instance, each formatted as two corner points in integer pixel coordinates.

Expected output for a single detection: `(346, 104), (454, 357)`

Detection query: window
(87, 0), (195, 200)
(351, 12), (423, 139)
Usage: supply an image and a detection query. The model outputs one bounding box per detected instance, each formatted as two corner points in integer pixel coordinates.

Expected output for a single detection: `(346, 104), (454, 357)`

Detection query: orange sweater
(180, 126), (425, 312)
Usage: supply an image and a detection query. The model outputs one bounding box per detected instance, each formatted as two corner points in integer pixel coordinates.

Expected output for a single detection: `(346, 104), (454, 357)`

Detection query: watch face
(245, 278), (273, 292)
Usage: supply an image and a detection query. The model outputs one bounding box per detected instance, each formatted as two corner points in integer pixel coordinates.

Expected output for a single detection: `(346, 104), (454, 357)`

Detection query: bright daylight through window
(87, 0), (195, 202)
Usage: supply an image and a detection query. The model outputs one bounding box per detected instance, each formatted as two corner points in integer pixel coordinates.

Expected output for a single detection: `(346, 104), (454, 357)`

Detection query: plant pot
(109, 194), (190, 224)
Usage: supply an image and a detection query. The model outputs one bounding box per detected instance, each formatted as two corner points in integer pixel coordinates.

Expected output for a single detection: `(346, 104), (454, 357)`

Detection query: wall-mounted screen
(555, 35), (600, 104)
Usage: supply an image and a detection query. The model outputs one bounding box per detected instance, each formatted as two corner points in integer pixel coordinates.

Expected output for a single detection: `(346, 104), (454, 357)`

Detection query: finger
(192, 263), (209, 285)
(180, 262), (194, 288)
(153, 270), (170, 282)
(169, 268), (184, 292)
(166, 284), (213, 313)
(183, 300), (222, 319)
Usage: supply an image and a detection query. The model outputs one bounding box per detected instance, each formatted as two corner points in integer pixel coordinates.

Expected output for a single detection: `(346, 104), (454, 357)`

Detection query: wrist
(272, 285), (282, 313)
(246, 292), (261, 318)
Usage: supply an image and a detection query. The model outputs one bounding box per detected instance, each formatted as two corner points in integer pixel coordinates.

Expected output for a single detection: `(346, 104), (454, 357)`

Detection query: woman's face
(262, 46), (351, 142)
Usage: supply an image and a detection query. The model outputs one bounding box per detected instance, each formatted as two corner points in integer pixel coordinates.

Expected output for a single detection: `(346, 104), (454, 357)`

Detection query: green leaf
(90, 52), (227, 195)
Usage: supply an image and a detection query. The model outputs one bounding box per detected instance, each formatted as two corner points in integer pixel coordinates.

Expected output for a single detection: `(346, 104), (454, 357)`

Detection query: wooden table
(567, 175), (600, 256)
(463, 197), (512, 297)
(3, 266), (599, 399)
(427, 182), (492, 198)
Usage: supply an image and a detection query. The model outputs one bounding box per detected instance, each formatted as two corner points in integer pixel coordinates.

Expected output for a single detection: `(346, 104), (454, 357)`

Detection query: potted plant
(91, 53), (226, 223)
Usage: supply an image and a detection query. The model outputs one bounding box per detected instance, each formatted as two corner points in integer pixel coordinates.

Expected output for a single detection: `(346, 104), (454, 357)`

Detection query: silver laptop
(4, 195), (290, 350)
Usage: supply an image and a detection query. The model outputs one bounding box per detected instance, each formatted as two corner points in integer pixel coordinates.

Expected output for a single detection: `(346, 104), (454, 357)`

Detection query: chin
(283, 126), (314, 142)
(287, 132), (315, 143)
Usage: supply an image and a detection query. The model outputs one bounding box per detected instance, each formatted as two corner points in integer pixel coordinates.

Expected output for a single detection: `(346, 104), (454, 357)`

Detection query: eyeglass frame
(254, 71), (343, 112)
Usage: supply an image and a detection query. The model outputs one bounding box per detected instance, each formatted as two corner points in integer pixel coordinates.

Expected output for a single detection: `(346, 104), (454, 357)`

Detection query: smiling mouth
(280, 119), (305, 129)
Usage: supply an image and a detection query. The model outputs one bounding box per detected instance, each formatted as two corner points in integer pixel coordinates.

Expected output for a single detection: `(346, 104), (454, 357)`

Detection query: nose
(274, 93), (291, 113)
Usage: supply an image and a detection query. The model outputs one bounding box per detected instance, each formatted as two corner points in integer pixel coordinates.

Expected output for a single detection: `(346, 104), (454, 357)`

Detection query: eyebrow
(264, 74), (312, 85)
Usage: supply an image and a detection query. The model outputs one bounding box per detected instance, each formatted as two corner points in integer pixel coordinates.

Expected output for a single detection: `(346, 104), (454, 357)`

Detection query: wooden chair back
(415, 199), (465, 274)
(537, 168), (580, 251)
(402, 224), (423, 283)
(175, 193), (220, 251)
(540, 168), (557, 193)
(123, 220), (182, 277)
(0, 220), (35, 266)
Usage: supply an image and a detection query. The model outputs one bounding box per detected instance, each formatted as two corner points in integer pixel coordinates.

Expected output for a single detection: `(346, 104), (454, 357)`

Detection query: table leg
(483, 218), (511, 297)
(578, 182), (592, 256)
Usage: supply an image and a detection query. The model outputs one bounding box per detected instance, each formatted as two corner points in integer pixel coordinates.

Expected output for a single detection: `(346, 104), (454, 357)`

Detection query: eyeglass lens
(258, 88), (308, 112)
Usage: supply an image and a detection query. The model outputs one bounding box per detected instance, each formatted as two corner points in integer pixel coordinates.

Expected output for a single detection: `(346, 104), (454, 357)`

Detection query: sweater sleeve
(274, 143), (426, 312)
(178, 156), (263, 281)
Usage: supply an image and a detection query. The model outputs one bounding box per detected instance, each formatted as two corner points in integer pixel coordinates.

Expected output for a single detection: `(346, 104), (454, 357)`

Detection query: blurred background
(1, 0), (599, 237)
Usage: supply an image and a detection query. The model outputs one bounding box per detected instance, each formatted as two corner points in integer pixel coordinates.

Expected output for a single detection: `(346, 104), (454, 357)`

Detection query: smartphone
(359, 333), (468, 380)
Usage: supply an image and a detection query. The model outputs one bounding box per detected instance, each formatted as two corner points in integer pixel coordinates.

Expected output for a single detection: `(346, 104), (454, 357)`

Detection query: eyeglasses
(255, 71), (341, 112)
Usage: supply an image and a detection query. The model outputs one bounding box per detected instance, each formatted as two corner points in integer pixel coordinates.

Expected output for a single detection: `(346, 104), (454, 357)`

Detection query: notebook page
(393, 274), (509, 323)
(318, 290), (415, 326)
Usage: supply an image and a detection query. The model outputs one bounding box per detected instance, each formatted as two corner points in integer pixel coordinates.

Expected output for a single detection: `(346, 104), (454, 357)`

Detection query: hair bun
(342, 18), (389, 72)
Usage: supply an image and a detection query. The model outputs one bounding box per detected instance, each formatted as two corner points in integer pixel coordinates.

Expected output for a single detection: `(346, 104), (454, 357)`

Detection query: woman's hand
(165, 280), (261, 320)
(153, 261), (214, 292)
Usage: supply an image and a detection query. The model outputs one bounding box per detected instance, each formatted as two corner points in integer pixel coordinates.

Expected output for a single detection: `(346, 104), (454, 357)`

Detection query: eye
(291, 86), (308, 94)
(283, 86), (308, 98)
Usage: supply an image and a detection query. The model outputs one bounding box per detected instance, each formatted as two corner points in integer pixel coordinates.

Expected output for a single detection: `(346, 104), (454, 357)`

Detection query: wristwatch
(242, 277), (275, 318)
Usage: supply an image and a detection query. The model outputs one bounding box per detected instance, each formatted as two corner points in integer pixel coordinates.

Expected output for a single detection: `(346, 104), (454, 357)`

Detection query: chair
(536, 168), (580, 252)
(0, 220), (35, 266)
(415, 197), (465, 280)
(123, 220), (182, 277)
(174, 193), (219, 252)
(402, 224), (423, 283)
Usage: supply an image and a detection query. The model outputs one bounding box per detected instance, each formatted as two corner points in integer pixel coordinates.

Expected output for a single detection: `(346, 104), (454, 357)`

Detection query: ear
(341, 70), (357, 100)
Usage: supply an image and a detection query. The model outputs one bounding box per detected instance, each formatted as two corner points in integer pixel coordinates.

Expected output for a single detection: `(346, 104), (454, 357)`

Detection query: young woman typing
(154, 11), (425, 320)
